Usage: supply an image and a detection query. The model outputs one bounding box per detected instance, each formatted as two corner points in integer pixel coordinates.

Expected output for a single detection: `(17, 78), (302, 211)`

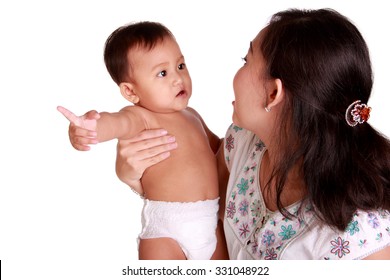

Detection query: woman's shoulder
(224, 124), (264, 153)
(224, 124), (265, 169)
(285, 209), (390, 259)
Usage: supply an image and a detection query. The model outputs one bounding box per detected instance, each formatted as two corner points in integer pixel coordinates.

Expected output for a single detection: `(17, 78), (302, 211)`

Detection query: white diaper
(138, 198), (219, 260)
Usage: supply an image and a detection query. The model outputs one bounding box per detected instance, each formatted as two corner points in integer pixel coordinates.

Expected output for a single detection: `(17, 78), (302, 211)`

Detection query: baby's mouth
(176, 90), (186, 97)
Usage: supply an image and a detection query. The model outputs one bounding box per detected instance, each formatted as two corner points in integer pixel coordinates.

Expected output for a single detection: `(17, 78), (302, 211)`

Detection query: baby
(58, 21), (220, 260)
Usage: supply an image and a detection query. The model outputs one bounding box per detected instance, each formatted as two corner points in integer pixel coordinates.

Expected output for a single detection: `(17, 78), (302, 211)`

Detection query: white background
(0, 0), (389, 279)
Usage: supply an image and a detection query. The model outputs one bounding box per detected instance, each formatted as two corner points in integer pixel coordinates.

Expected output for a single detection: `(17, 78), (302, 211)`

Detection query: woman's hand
(115, 129), (178, 195)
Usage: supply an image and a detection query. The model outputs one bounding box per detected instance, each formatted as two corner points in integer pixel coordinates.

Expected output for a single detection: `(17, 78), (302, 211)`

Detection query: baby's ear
(120, 82), (139, 104)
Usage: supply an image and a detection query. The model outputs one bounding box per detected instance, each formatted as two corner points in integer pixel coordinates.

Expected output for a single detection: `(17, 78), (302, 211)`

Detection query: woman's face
(232, 29), (270, 134)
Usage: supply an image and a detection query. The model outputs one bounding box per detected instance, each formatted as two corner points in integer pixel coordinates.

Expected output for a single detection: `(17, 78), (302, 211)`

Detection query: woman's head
(237, 9), (389, 230)
(236, 8), (375, 158)
(260, 9), (372, 137)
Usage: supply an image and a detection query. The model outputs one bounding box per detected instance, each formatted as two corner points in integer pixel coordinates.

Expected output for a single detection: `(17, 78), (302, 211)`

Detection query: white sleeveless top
(223, 124), (390, 259)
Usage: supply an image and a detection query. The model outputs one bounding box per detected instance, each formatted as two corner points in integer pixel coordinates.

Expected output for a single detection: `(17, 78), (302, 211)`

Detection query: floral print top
(223, 124), (390, 259)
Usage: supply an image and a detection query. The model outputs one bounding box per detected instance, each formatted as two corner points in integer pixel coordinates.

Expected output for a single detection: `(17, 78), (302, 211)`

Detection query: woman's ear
(120, 82), (139, 104)
(266, 78), (284, 110)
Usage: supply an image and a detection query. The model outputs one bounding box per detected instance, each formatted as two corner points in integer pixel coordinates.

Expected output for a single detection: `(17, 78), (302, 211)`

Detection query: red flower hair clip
(345, 100), (371, 127)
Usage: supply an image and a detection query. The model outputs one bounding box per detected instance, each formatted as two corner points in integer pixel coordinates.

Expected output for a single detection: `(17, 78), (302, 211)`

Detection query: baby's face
(128, 37), (192, 113)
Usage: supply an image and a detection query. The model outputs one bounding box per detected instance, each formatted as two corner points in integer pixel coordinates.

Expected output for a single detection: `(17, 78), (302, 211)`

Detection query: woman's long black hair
(260, 8), (390, 230)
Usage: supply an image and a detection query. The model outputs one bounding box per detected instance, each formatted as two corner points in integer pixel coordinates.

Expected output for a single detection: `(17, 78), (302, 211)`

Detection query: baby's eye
(157, 70), (167, 77)
(241, 56), (247, 64)
(178, 63), (186, 70)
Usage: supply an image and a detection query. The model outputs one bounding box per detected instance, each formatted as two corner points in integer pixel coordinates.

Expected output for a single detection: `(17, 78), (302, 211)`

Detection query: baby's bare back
(140, 108), (219, 202)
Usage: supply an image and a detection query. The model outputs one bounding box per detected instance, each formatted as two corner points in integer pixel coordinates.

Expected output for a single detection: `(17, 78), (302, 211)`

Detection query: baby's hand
(57, 105), (100, 151)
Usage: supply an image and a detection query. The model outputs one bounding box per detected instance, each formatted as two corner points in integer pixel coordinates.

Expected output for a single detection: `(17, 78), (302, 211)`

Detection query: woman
(116, 9), (390, 259)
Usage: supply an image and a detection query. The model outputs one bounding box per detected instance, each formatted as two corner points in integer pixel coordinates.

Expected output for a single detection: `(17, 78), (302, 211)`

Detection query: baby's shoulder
(120, 104), (158, 120)
(120, 104), (150, 115)
(119, 105), (165, 131)
(183, 106), (202, 120)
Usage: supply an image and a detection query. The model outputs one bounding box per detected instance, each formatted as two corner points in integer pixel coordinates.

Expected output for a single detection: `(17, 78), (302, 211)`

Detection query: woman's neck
(259, 149), (306, 211)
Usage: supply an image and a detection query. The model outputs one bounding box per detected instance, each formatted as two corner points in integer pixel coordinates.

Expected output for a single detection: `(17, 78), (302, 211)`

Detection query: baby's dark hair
(104, 21), (174, 85)
(260, 8), (390, 230)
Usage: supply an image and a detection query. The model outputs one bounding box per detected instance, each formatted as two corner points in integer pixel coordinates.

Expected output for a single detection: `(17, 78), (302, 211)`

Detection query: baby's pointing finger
(57, 106), (80, 125)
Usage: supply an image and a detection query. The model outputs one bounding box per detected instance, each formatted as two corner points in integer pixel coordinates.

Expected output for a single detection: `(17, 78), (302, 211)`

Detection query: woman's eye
(241, 56), (247, 64)
(157, 70), (167, 77)
(178, 63), (186, 70)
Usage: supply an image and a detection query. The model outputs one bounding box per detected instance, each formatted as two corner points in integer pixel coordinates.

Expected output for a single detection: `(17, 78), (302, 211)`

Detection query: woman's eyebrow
(250, 41), (253, 54)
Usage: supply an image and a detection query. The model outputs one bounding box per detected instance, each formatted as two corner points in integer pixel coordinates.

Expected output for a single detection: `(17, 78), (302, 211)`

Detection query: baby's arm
(94, 106), (147, 142)
(58, 105), (147, 150)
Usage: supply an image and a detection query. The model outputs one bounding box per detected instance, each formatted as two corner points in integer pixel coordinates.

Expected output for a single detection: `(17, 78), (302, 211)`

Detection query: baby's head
(104, 21), (174, 85)
(104, 21), (192, 112)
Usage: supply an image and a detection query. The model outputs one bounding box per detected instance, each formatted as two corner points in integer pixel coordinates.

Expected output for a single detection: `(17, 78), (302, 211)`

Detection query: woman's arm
(363, 246), (390, 259)
(216, 141), (229, 220)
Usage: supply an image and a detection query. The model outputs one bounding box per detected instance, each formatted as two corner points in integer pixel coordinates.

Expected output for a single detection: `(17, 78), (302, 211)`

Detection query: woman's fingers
(115, 131), (178, 180)
(125, 129), (169, 143)
(117, 132), (177, 160)
(133, 135), (177, 157)
(117, 137), (177, 164)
